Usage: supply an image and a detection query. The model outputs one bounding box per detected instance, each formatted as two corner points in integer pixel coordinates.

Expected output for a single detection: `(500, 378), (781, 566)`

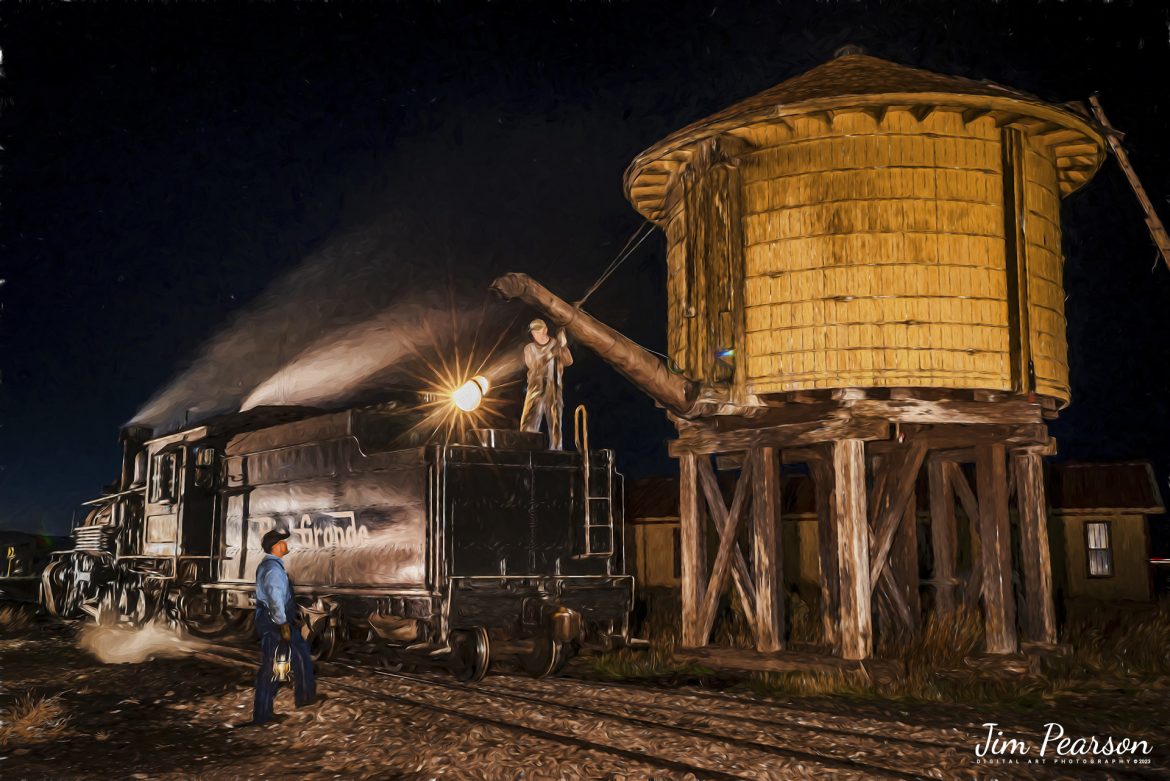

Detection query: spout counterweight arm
(491, 273), (699, 417)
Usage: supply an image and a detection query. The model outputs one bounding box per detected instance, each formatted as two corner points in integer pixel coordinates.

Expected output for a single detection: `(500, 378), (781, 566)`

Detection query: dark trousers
(252, 620), (315, 724)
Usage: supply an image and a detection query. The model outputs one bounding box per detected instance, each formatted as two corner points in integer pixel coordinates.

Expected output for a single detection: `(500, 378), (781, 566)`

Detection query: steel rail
(196, 649), (748, 781)
(326, 660), (931, 780)
(476, 675), (970, 753)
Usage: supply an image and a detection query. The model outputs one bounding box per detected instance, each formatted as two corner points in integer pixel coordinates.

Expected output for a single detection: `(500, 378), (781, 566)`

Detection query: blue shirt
(255, 554), (292, 625)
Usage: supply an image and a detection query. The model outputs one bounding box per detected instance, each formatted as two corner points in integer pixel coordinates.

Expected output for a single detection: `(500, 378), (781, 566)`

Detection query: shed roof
(625, 52), (1105, 221)
(1047, 462), (1164, 515)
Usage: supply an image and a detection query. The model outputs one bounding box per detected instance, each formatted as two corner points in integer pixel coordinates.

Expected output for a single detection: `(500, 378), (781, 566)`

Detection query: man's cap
(528, 318), (548, 332)
(261, 528), (291, 553)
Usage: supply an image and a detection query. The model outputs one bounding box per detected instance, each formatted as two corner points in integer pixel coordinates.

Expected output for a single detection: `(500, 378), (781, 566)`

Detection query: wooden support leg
(751, 447), (784, 652)
(891, 490), (921, 632)
(679, 454), (708, 648)
(976, 444), (1017, 654)
(811, 457), (840, 651)
(832, 439), (871, 661)
(928, 457), (958, 617)
(1012, 450), (1057, 645)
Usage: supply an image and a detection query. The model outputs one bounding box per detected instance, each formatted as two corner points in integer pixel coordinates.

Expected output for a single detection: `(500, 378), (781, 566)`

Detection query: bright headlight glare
(451, 375), (490, 412)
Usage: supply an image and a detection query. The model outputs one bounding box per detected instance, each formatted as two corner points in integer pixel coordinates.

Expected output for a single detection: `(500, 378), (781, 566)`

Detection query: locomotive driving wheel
(448, 627), (490, 682)
(178, 588), (228, 638)
(40, 560), (73, 618)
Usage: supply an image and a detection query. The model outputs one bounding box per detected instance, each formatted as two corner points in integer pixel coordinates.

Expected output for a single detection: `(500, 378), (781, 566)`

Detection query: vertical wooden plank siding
(1012, 450), (1057, 644)
(811, 456), (840, 650)
(927, 456), (958, 616)
(833, 439), (871, 660)
(976, 444), (1017, 654)
(678, 454), (708, 647)
(1001, 127), (1034, 393)
(751, 447), (784, 651)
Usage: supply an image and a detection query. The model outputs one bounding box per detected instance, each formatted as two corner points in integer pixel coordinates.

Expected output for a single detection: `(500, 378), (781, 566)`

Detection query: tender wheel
(305, 622), (337, 661)
(521, 636), (569, 679)
(448, 627), (490, 682)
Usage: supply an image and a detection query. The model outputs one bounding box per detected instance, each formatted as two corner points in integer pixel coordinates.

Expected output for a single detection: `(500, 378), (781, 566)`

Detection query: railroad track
(485, 673), (972, 752)
(198, 647), (743, 780)
(324, 659), (943, 780)
(201, 646), (927, 779)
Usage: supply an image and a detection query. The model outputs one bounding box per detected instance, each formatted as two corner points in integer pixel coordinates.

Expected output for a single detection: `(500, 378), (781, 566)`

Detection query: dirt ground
(2, 616), (1169, 780)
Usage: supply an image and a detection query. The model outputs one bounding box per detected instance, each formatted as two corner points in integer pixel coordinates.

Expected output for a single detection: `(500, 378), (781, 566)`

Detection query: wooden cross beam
(697, 451), (755, 643)
(927, 456), (958, 616)
(865, 450), (917, 635)
(695, 456), (759, 636)
(945, 461), (985, 611)
(947, 462), (980, 524)
(869, 441), (928, 588)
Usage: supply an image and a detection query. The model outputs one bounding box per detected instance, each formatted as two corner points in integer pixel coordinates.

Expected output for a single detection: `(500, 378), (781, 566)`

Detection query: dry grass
(597, 594), (1170, 705)
(1056, 598), (1170, 679)
(0, 604), (36, 635)
(589, 606), (713, 680)
(591, 592), (817, 681)
(0, 692), (70, 748)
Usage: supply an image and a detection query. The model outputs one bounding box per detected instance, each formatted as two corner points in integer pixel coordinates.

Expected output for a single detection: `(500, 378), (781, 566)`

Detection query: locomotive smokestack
(490, 272), (699, 417)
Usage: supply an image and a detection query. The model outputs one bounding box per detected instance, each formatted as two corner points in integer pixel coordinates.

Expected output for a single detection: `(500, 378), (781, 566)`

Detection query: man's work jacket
(255, 553), (297, 631)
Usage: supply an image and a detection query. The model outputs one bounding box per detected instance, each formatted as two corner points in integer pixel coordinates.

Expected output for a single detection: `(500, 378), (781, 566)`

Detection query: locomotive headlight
(451, 375), (490, 412)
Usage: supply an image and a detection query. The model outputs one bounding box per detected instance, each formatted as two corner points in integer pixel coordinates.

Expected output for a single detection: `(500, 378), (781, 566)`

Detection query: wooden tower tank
(626, 51), (1103, 409)
(494, 51), (1107, 663)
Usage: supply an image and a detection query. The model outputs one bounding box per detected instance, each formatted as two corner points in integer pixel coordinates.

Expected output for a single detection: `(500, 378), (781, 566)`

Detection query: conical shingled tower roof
(625, 53), (1104, 222)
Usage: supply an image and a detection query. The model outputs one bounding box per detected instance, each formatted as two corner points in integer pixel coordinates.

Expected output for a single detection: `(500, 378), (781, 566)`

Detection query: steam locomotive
(41, 393), (634, 680)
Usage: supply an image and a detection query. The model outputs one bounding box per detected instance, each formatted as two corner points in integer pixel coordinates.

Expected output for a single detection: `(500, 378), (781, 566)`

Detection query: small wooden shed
(1047, 462), (1164, 602)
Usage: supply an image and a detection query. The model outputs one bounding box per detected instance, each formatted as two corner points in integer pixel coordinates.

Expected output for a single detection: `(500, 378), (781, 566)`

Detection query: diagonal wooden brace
(696, 456), (759, 635)
(697, 451), (755, 642)
(869, 441), (928, 588)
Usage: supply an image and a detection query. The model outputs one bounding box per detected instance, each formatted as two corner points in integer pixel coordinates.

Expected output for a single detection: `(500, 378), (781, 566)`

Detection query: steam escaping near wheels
(77, 621), (209, 665)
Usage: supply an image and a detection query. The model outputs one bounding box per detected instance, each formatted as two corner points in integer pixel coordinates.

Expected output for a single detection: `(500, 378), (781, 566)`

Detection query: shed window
(1085, 521), (1114, 578)
(150, 452), (179, 504)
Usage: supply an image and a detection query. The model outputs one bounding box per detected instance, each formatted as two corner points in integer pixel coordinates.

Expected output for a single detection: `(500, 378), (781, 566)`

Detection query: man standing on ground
(520, 318), (573, 449)
(252, 528), (316, 725)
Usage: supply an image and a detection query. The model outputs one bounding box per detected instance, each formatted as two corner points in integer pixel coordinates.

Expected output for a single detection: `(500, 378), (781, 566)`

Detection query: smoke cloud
(130, 212), (527, 436)
(78, 621), (209, 665)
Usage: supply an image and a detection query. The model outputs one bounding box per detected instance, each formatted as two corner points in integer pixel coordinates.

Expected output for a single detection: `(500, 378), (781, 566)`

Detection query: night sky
(3, 1), (1169, 538)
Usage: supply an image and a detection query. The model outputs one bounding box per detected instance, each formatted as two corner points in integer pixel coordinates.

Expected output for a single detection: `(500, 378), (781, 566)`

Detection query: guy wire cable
(574, 220), (655, 307)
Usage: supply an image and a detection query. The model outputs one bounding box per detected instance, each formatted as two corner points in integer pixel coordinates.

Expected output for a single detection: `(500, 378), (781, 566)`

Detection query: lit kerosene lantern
(272, 643), (293, 683)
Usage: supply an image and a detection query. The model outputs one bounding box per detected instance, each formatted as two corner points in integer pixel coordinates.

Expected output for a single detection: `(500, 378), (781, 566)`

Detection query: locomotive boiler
(42, 393), (634, 680)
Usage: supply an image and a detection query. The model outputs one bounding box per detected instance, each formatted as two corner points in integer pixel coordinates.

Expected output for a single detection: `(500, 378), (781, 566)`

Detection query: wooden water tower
(496, 50), (1106, 660)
